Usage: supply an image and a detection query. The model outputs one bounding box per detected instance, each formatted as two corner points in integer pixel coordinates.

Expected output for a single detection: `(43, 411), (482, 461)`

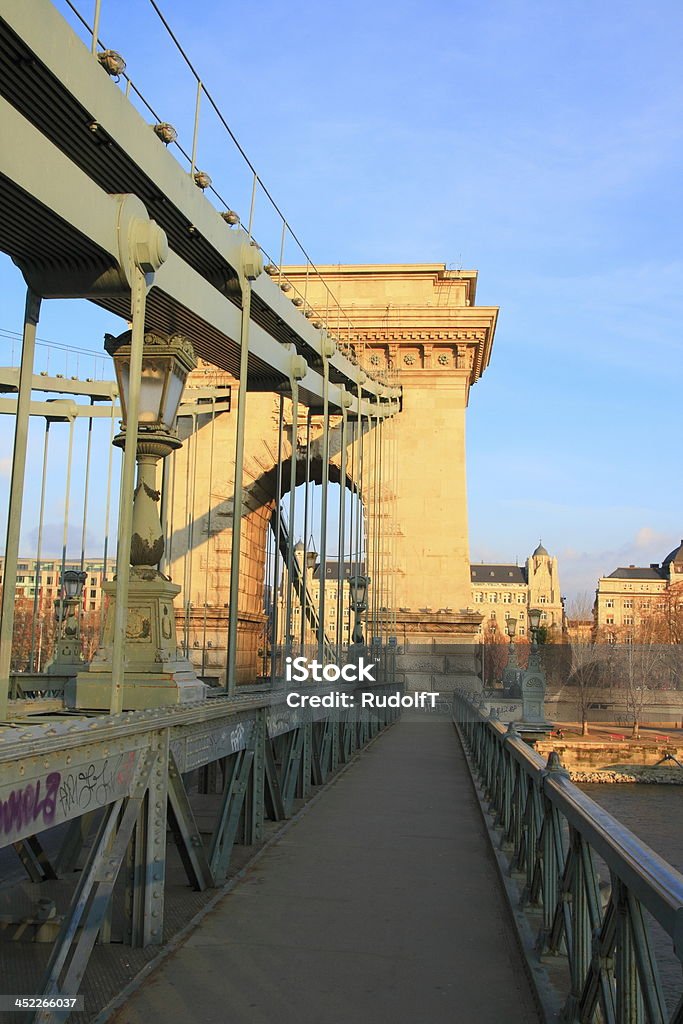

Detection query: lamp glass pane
(63, 573), (78, 599)
(162, 367), (185, 428)
(348, 576), (366, 603)
(116, 359), (131, 422)
(138, 359), (167, 423)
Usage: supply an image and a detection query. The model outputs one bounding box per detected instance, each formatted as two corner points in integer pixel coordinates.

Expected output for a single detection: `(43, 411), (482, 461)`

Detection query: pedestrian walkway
(111, 719), (540, 1024)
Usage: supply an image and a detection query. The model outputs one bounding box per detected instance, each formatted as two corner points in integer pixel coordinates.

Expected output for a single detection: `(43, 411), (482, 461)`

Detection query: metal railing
(0, 684), (401, 1022)
(453, 690), (683, 1023)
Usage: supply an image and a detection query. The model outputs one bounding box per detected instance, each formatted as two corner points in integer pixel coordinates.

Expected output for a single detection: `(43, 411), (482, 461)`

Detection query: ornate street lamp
(63, 569), (87, 602)
(505, 616), (518, 666)
(45, 569), (87, 676)
(348, 574), (370, 645)
(517, 607), (550, 731)
(68, 330), (206, 710)
(105, 330), (196, 570)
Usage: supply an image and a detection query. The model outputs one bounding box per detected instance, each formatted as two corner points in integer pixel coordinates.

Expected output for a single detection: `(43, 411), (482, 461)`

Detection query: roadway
(109, 717), (541, 1024)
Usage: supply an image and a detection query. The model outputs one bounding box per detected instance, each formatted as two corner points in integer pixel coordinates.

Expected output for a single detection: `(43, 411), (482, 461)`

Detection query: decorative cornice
(347, 330), (486, 343)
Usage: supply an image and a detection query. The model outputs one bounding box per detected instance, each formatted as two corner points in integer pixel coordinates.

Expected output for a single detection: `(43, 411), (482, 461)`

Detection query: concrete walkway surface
(111, 719), (540, 1024)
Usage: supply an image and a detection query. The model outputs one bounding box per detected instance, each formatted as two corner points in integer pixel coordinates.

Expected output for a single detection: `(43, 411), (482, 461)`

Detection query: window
(90, 589), (97, 598)
(540, 611), (547, 621)
(89, 601), (96, 610)
(606, 616), (614, 625)
(624, 616), (633, 625)
(46, 576), (53, 585)
(517, 593), (527, 604)
(502, 592), (511, 603)
(518, 626), (525, 636)
(623, 600), (633, 609)
(605, 600), (614, 608)
(538, 595), (547, 604)
(488, 593), (497, 603)
(607, 632), (616, 644)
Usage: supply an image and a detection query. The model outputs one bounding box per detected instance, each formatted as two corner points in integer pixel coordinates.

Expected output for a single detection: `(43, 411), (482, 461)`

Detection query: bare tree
(480, 622), (509, 688)
(615, 628), (664, 739)
(567, 634), (604, 735)
(566, 590), (595, 622)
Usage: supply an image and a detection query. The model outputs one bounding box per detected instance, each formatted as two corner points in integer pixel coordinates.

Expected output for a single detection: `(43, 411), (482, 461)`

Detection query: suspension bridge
(0, 2), (682, 1022)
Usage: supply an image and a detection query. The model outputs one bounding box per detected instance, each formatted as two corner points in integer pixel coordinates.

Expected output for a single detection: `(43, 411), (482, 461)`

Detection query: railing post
(190, 80), (202, 177)
(0, 289), (41, 721)
(615, 878), (645, 1024)
(225, 276), (251, 693)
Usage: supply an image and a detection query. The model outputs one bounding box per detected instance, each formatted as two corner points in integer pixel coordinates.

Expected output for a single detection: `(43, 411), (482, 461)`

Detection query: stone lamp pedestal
(44, 598), (86, 676)
(68, 568), (206, 709)
(517, 646), (552, 738)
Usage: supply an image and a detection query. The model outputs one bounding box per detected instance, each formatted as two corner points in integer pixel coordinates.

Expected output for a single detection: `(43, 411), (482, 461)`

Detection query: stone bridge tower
(282, 264), (498, 646)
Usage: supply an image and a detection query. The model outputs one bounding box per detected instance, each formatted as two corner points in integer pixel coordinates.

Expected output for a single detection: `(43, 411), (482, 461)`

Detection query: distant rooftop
(663, 540), (683, 567)
(471, 565), (527, 585)
(606, 567), (665, 580)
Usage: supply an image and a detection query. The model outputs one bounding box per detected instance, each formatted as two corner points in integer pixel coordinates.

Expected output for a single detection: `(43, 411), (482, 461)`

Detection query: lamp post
(517, 607), (550, 731)
(484, 620), (498, 687)
(348, 574), (370, 646)
(505, 616), (518, 663)
(45, 569), (87, 675)
(528, 607), (542, 664)
(68, 331), (207, 710)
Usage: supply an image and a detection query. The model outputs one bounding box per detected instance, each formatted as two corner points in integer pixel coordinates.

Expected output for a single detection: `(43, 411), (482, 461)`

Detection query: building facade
(594, 539), (683, 641)
(0, 556), (116, 611)
(470, 542), (564, 640)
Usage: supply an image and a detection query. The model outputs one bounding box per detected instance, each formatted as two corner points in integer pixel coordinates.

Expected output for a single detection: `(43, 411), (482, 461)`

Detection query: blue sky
(1, 0), (682, 602)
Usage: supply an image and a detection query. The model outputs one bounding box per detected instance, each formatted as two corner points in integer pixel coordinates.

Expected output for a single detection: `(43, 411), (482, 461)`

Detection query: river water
(578, 783), (683, 1011)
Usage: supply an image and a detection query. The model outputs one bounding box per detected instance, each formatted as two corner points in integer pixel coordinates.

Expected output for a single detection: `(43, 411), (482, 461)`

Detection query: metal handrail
(453, 690), (683, 1022)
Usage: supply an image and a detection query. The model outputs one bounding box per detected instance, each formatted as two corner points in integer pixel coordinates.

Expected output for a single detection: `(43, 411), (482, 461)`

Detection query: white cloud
(634, 526), (670, 549)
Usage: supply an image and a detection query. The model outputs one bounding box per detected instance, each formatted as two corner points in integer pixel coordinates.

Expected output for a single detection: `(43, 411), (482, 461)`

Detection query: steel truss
(0, 686), (399, 1023)
(453, 692), (683, 1024)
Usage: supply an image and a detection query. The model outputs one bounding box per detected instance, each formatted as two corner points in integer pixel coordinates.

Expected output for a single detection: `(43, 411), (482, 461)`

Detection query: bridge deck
(111, 719), (540, 1024)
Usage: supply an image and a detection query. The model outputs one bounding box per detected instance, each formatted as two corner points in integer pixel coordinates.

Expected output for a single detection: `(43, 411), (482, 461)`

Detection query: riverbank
(536, 722), (683, 782)
(569, 764), (683, 784)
